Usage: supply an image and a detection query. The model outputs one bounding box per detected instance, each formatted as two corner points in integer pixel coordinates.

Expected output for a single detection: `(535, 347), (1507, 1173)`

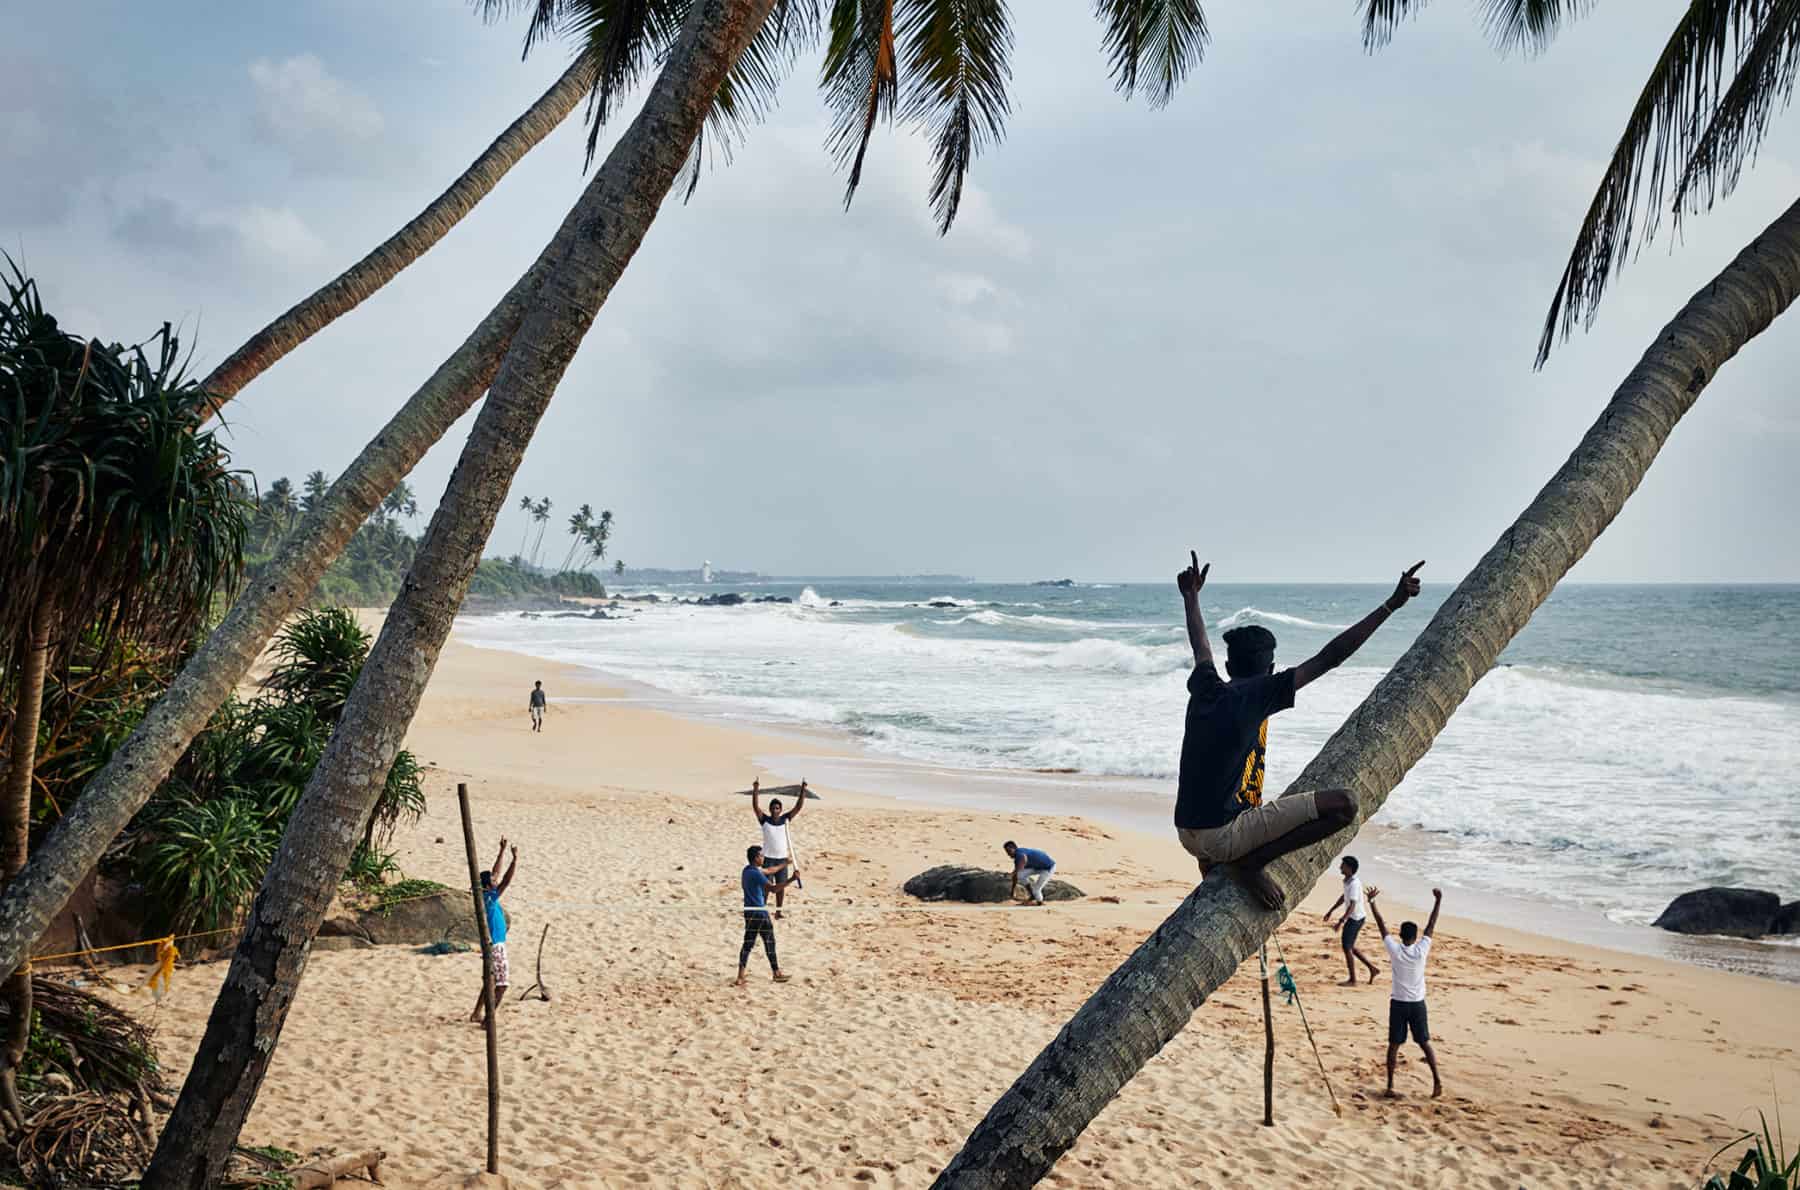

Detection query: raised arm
(1423, 888), (1443, 938)
(750, 778), (764, 821)
(1292, 562), (1423, 691)
(1368, 889), (1389, 938)
(491, 836), (508, 875)
(785, 781), (807, 821)
(495, 845), (519, 896)
(1177, 552), (1215, 672)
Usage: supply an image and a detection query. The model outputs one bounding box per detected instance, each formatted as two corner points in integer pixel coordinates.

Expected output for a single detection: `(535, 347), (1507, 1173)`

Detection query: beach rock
(689, 592), (745, 607)
(1774, 902), (1800, 936)
(1032, 578), (1076, 587)
(927, 600), (959, 609)
(1652, 887), (1780, 938)
(903, 865), (1084, 903)
(320, 889), (506, 946)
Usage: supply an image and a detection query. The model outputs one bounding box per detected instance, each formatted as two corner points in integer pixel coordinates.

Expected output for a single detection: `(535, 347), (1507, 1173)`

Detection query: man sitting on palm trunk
(1171, 551), (1422, 910)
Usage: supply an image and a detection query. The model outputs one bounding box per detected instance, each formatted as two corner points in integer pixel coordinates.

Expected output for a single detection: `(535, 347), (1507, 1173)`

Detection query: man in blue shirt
(1003, 841), (1057, 906)
(470, 837), (519, 1025)
(1172, 551), (1422, 910)
(736, 845), (800, 987)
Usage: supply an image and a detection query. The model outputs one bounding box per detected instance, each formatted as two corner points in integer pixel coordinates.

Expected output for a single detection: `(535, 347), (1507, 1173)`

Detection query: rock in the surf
(1651, 887), (1781, 938)
(903, 865), (1084, 903)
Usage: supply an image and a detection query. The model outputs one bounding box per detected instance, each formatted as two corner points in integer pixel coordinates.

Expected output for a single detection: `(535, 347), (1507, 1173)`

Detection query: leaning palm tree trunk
(197, 58), (591, 407)
(0, 235), (580, 990)
(934, 194), (1800, 1189)
(0, 602), (49, 1133)
(142, 0), (776, 1182)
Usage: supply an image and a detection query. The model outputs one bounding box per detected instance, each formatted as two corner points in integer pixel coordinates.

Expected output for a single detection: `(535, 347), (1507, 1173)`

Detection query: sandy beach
(114, 619), (1800, 1188)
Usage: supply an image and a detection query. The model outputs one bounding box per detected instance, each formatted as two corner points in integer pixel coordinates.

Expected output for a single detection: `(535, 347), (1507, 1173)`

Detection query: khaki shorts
(1177, 793), (1321, 868)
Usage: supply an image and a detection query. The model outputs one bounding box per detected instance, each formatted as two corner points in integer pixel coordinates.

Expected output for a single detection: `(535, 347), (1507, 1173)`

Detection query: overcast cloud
(7, 1), (1799, 581)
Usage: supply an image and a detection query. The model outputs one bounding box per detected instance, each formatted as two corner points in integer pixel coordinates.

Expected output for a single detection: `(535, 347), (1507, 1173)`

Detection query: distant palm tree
(614, 558), (626, 577)
(559, 502), (594, 571)
(516, 493), (535, 559)
(381, 480), (419, 525)
(529, 496), (554, 568)
(0, 268), (245, 1128)
(301, 471), (331, 516)
(581, 508), (614, 569)
(264, 476), (298, 533)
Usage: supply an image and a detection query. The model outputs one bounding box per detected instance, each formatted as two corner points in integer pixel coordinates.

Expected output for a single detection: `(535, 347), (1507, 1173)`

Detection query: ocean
(457, 581), (1800, 959)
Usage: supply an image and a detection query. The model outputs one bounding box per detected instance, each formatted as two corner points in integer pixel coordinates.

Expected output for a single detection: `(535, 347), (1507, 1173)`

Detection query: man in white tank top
(751, 779), (807, 917)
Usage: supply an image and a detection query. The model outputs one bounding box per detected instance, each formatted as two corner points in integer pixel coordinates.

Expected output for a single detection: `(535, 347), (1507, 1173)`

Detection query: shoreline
(453, 610), (1800, 985)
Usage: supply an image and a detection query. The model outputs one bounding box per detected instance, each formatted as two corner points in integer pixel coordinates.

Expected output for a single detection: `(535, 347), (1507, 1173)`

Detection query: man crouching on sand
(1171, 551), (1422, 910)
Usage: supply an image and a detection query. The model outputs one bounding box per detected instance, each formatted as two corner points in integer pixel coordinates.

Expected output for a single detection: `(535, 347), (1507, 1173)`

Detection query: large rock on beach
(1651, 887), (1781, 938)
(1775, 902), (1800, 936)
(321, 887), (514, 947)
(903, 865), (1084, 903)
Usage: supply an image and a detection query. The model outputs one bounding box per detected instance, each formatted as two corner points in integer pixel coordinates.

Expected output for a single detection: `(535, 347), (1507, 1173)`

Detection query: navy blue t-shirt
(742, 864), (771, 912)
(1174, 665), (1297, 830)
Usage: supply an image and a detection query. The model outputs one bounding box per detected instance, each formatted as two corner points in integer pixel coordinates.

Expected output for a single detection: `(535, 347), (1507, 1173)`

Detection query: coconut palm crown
(484, 0), (1211, 233)
(1363, 0), (1800, 363)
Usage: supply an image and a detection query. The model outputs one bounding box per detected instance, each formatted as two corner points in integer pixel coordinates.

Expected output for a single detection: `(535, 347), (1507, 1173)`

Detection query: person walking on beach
(750, 779), (806, 917)
(737, 844), (799, 987)
(1003, 841), (1057, 906)
(528, 680), (547, 732)
(470, 838), (519, 1024)
(1171, 551), (1423, 909)
(1369, 887), (1444, 1098)
(1324, 855), (1381, 986)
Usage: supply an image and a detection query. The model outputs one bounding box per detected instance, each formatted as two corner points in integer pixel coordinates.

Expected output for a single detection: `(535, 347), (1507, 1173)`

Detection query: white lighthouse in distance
(701, 560), (714, 584)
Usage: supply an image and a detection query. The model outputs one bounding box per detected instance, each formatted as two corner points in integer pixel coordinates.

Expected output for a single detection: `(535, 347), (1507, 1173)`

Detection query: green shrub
(1706, 1112), (1798, 1190)
(136, 798), (278, 933)
(368, 749), (426, 850)
(343, 843), (400, 888)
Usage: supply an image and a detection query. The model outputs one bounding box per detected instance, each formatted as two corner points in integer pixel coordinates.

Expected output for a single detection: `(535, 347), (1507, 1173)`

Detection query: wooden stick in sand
(520, 922), (553, 1002)
(1260, 943), (1275, 1126)
(457, 783), (501, 1175)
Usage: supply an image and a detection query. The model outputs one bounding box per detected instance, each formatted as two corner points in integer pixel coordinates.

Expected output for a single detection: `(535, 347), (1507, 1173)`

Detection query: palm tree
(143, 5), (783, 1175)
(529, 495), (554, 568)
(381, 480), (420, 524)
(300, 470), (331, 516)
(559, 502), (594, 571)
(264, 476), (298, 534)
(581, 507), (615, 569)
(197, 59), (594, 407)
(516, 493), (536, 558)
(614, 558), (626, 577)
(1362, 0), (1800, 365)
(0, 269), (246, 1132)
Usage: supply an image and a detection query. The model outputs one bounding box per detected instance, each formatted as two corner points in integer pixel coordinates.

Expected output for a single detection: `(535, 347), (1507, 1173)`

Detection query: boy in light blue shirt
(470, 837), (518, 1025)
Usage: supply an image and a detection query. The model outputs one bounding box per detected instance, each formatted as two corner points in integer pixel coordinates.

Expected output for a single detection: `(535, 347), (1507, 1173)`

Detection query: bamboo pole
(457, 783), (500, 1174)
(1260, 944), (1274, 1127)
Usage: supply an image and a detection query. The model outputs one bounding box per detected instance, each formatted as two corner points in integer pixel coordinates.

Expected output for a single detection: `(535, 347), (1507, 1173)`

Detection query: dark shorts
(1388, 999), (1430, 1046)
(1341, 917), (1364, 950)
(760, 858), (790, 876)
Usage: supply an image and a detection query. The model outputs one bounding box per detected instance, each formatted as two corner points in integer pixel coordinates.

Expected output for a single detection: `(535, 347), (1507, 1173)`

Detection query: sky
(6, 1), (1799, 582)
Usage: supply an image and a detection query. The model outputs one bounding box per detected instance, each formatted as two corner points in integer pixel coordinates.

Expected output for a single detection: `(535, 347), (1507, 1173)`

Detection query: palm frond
(1673, 0), (1800, 219)
(1360, 0), (1593, 54)
(682, 0), (824, 199)
(822, 0), (901, 210)
(1536, 0), (1771, 365)
(1094, 0), (1208, 108)
(475, 0), (567, 57)
(897, 0), (1015, 234)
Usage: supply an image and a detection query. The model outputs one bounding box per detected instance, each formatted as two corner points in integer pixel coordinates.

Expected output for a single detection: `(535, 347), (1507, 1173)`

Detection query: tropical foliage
(129, 609), (428, 932)
(1706, 1110), (1799, 1189)
(484, 0), (1211, 232)
(1363, 0), (1800, 363)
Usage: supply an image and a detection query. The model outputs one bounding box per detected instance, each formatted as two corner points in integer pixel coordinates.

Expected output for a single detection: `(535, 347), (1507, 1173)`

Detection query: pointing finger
(1404, 560), (1425, 577)
(1190, 550), (1199, 574)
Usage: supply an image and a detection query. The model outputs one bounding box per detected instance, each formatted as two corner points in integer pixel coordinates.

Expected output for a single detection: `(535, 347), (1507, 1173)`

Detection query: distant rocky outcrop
(903, 865), (1084, 903)
(1031, 579), (1076, 587)
(1652, 887), (1784, 939)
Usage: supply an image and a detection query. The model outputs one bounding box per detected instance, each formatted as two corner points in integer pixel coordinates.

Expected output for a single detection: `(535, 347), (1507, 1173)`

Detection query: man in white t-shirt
(1368, 887), (1443, 1099)
(750, 778), (807, 918)
(1323, 855), (1381, 986)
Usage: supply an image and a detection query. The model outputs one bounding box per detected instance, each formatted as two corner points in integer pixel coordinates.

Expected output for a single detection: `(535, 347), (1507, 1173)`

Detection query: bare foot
(772, 971), (791, 983)
(1383, 1089), (1400, 1099)
(733, 975), (746, 988)
(1339, 978), (1357, 987)
(1366, 966), (1380, 982)
(1230, 865), (1285, 910)
(1431, 1084), (1443, 1099)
